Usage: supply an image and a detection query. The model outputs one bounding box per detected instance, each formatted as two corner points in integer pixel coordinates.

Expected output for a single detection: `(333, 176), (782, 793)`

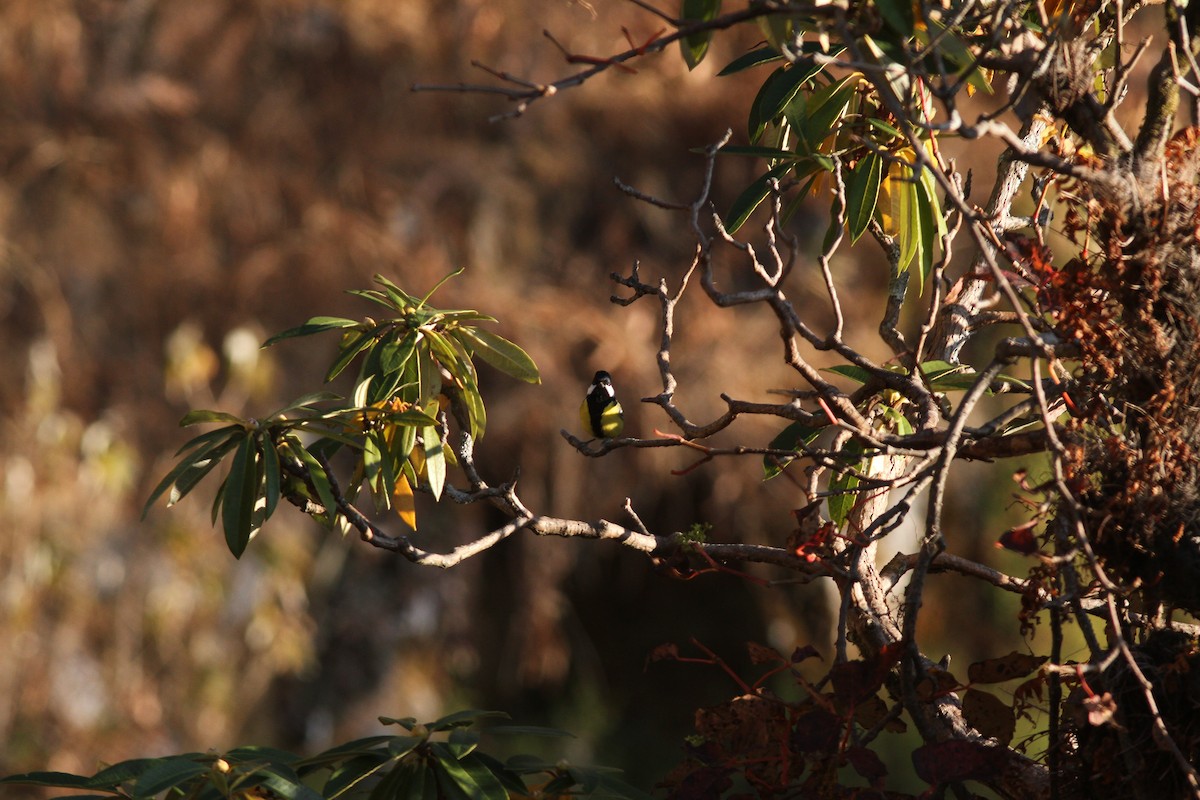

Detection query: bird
(580, 370), (624, 439)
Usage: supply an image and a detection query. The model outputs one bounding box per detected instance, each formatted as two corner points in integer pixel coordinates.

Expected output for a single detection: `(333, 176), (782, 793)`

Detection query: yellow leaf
(393, 472), (417, 530)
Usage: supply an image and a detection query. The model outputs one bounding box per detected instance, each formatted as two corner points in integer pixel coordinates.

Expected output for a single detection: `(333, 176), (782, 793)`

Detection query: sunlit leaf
(262, 316), (360, 348)
(748, 59), (825, 143)
(717, 45), (783, 76)
(828, 450), (866, 528)
(326, 331), (375, 383)
(380, 330), (420, 377)
(180, 409), (245, 427)
(393, 469), (416, 530)
(724, 163), (793, 234)
(262, 435), (281, 519)
(847, 152), (883, 242)
(452, 327), (540, 384)
(286, 435), (337, 526)
(422, 426), (446, 501)
(680, 0), (721, 70)
(763, 421), (823, 480)
(142, 429), (241, 517)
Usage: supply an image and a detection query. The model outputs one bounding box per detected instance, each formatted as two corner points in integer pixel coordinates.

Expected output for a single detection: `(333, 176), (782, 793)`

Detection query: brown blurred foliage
(0, 0), (1035, 789)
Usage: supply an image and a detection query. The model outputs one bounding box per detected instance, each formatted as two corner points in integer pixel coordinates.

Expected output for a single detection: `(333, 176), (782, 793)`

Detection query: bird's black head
(592, 370), (612, 386)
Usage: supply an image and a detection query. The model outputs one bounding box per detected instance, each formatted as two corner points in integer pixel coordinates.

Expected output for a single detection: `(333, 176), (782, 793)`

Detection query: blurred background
(0, 0), (1053, 791)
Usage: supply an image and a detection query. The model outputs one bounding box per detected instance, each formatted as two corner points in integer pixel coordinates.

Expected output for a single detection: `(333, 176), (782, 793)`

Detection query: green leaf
(866, 117), (903, 140)
(287, 436), (338, 525)
(318, 755), (389, 799)
(246, 769), (322, 800)
(132, 758), (207, 799)
(373, 273), (420, 310)
(715, 44), (782, 76)
(881, 404), (914, 435)
(718, 45), (783, 76)
(763, 421), (823, 480)
(380, 330), (420, 376)
(422, 426), (446, 501)
(82, 760), (158, 790)
(0, 772), (94, 790)
(748, 60), (825, 143)
(390, 760), (437, 800)
(168, 434), (244, 507)
(445, 728), (480, 760)
(453, 327), (540, 384)
(428, 709), (509, 731)
(142, 429), (241, 517)
(378, 715), (418, 729)
(429, 746), (509, 800)
(828, 450), (865, 528)
(788, 74), (859, 154)
(180, 409), (245, 427)
(266, 391), (343, 420)
(415, 267), (465, 309)
(262, 316), (360, 348)
(876, 0), (914, 38)
(847, 152), (883, 243)
(723, 163), (793, 234)
(680, 0), (721, 70)
(913, 164), (938, 294)
(221, 435), (260, 558)
(824, 364), (875, 384)
(426, 332), (486, 440)
(326, 331), (375, 383)
(262, 436), (281, 520)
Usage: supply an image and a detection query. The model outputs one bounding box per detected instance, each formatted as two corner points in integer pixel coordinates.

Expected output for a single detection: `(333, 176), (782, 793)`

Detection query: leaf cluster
(144, 272), (540, 557)
(1, 710), (650, 800)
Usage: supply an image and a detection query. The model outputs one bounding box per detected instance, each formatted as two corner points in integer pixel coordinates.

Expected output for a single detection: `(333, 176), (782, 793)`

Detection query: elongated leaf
(847, 152), (883, 242)
(287, 436), (337, 525)
(763, 421), (822, 480)
(266, 391), (342, 420)
(913, 164), (937, 294)
(262, 435), (281, 519)
(680, 0), (721, 69)
(446, 728), (480, 760)
(827, 463), (862, 529)
(877, 150), (920, 272)
(824, 364), (875, 384)
(0, 772), (94, 790)
(262, 316), (359, 348)
(866, 117), (903, 140)
(789, 74), (860, 153)
(748, 60), (825, 143)
(344, 288), (395, 309)
(222, 435), (260, 558)
(142, 429), (241, 517)
(416, 267), (465, 309)
(380, 330), (420, 376)
(391, 760), (436, 800)
(393, 471), (417, 530)
(85, 760), (159, 789)
(426, 331), (485, 439)
(132, 758), (208, 799)
(180, 409), (245, 427)
(429, 709), (509, 731)
(453, 327), (540, 384)
(325, 331), (375, 383)
(168, 434), (244, 507)
(320, 754), (391, 799)
(724, 163), (793, 234)
(253, 768), (324, 800)
(429, 745), (508, 800)
(422, 426), (446, 501)
(718, 45), (783, 76)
